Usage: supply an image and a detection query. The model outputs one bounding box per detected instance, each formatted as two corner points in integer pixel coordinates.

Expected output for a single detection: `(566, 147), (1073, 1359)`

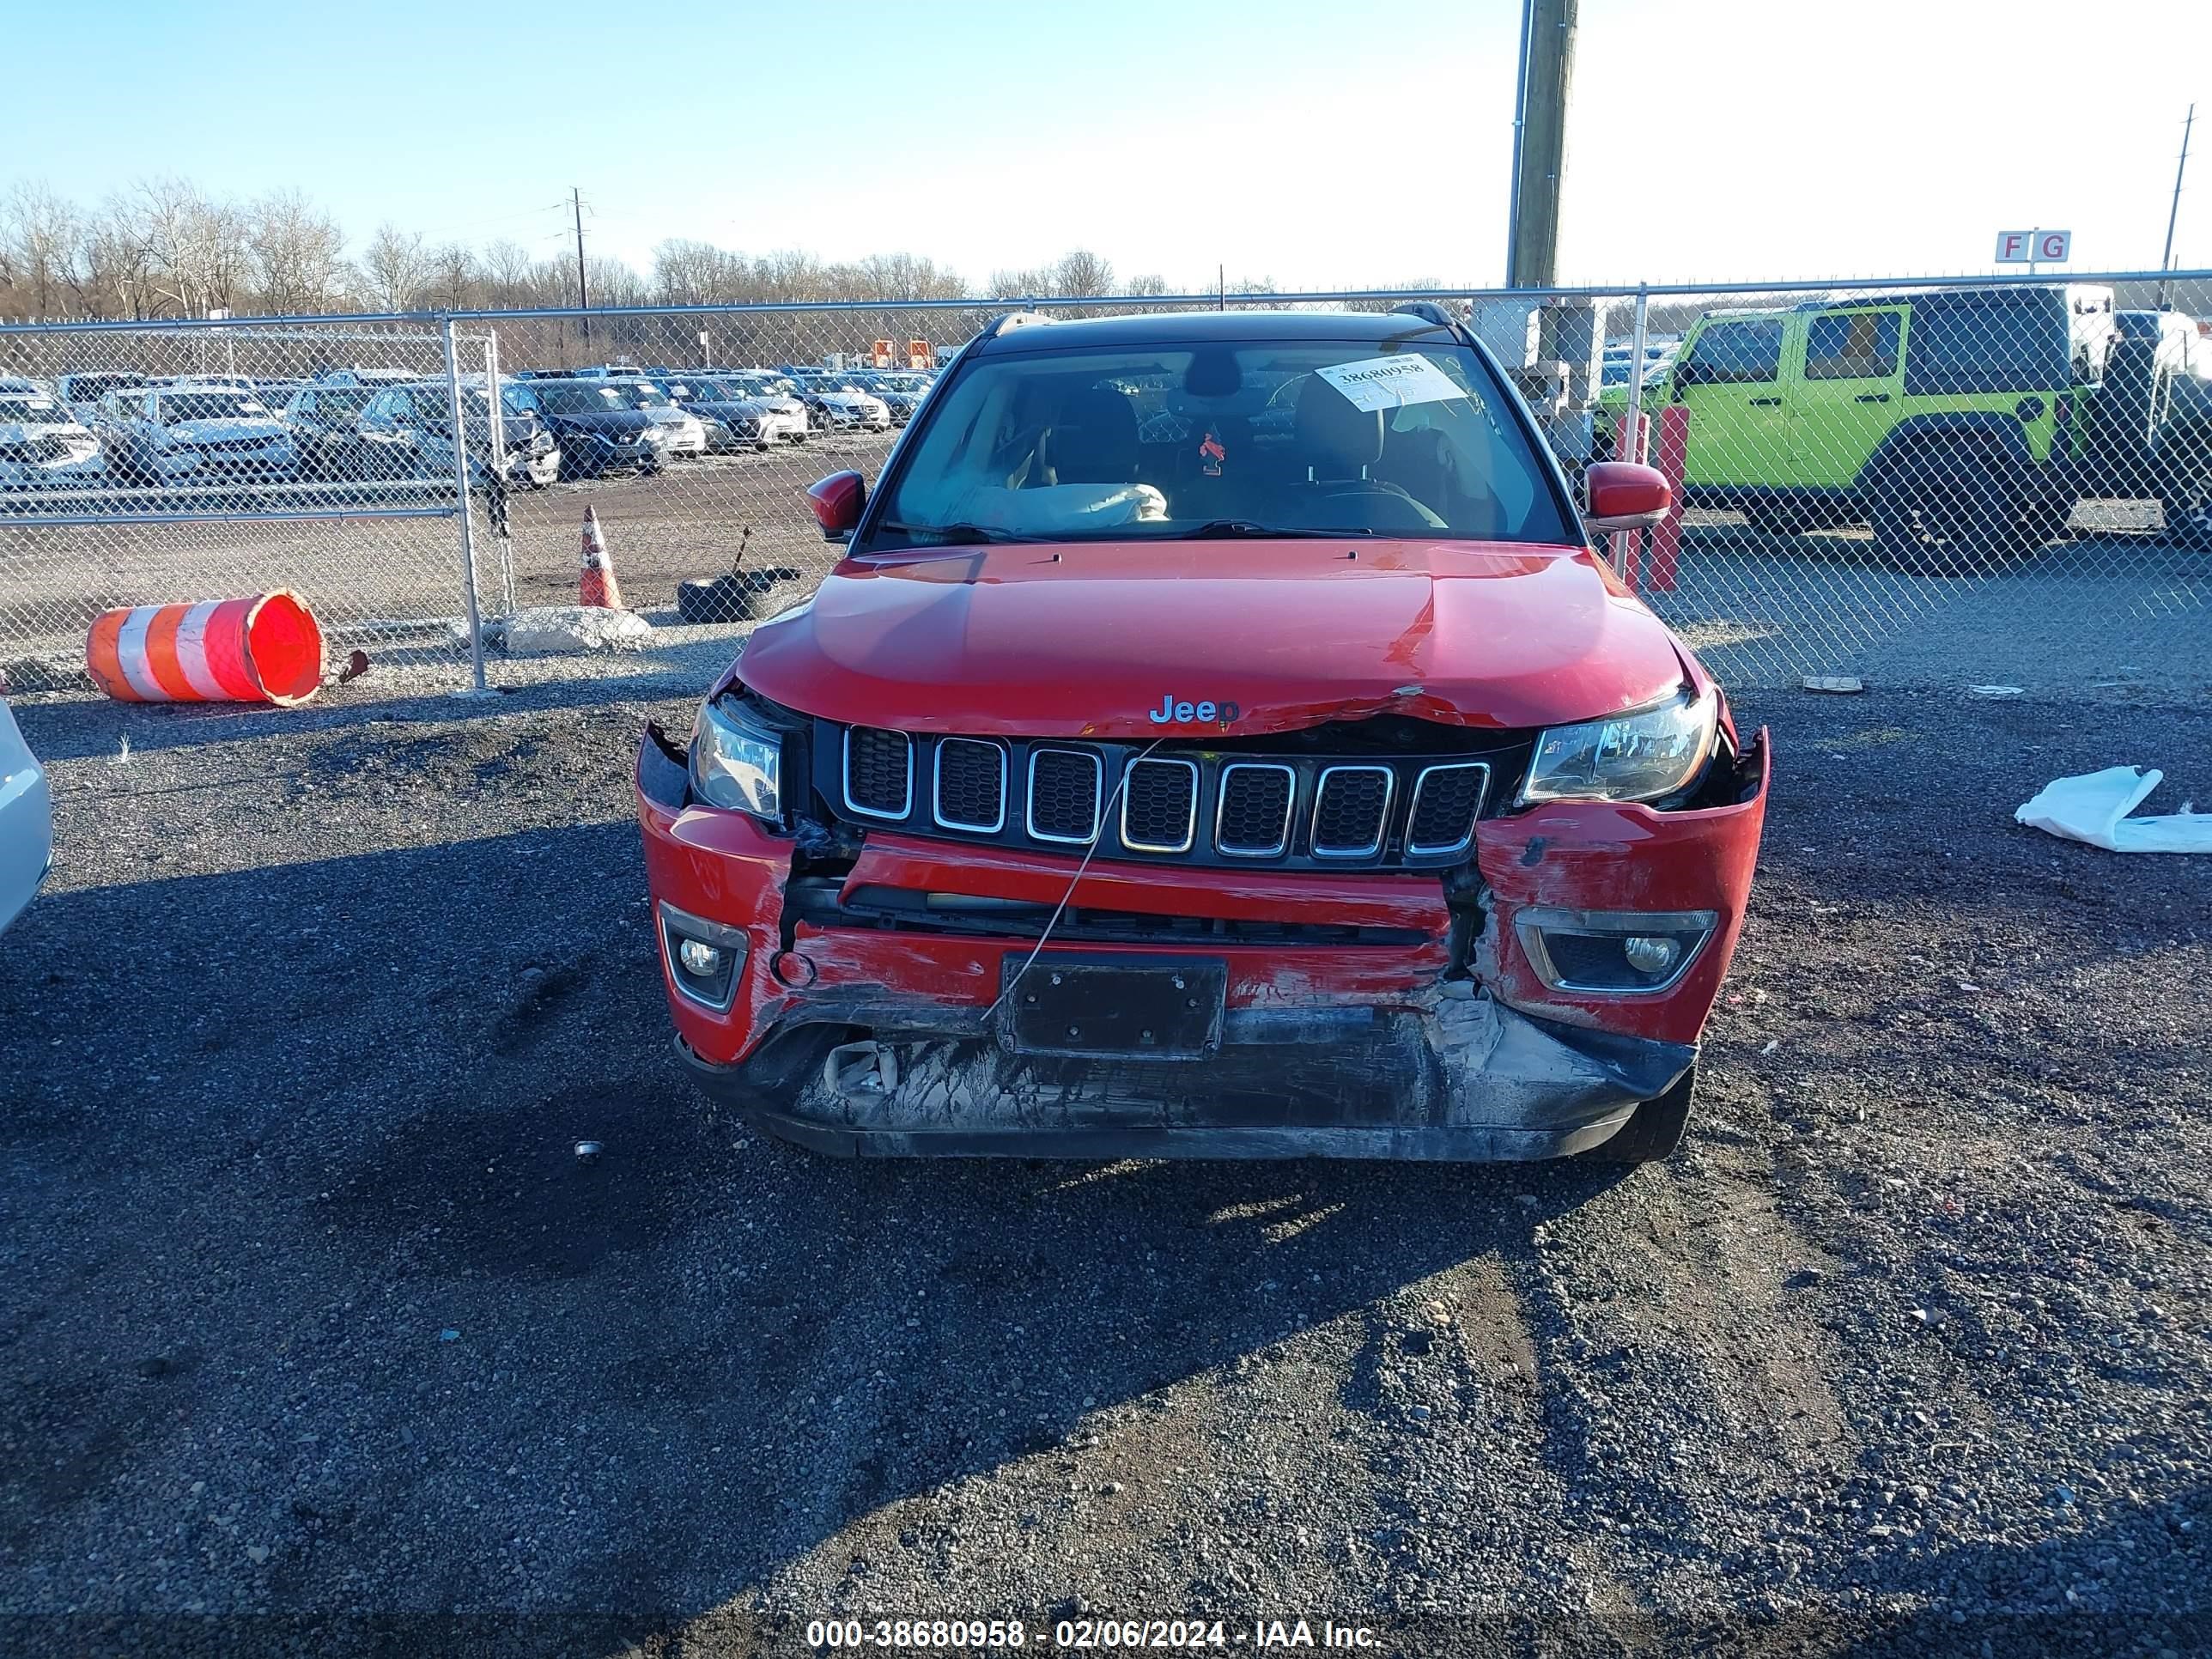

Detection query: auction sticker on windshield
(1314, 352), (1468, 412)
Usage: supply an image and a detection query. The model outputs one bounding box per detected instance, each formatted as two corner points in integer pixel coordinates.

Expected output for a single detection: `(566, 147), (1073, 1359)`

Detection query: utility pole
(2159, 104), (2194, 310)
(572, 186), (592, 344)
(1505, 0), (1577, 289)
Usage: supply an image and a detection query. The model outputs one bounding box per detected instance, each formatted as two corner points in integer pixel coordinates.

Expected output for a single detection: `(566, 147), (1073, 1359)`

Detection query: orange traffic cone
(579, 506), (624, 610)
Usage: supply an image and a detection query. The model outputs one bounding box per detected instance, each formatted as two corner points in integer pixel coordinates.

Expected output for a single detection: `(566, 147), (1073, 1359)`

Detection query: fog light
(658, 901), (748, 1012)
(1622, 935), (1680, 975)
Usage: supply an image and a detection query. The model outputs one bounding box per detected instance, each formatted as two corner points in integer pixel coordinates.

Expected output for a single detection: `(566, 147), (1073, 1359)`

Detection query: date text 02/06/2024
(804, 1616), (1381, 1648)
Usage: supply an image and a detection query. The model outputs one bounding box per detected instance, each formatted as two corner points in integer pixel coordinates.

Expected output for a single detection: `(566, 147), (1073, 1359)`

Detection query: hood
(167, 417), (287, 442)
(735, 539), (1694, 737)
(688, 397), (773, 419)
(542, 408), (661, 437)
(0, 421), (91, 444)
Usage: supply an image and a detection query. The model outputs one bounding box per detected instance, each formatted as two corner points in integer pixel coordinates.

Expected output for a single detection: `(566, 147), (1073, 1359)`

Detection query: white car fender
(0, 696), (53, 935)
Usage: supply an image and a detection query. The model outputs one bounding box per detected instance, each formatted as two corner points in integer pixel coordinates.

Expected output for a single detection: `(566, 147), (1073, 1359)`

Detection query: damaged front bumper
(635, 723), (1769, 1161)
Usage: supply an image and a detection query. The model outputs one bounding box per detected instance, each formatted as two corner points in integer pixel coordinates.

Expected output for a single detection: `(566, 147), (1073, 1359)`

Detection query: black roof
(969, 308), (1458, 356)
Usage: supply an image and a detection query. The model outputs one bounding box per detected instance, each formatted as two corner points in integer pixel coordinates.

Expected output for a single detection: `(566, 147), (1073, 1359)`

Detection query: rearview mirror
(1583, 461), (1672, 532)
(807, 470), (866, 539)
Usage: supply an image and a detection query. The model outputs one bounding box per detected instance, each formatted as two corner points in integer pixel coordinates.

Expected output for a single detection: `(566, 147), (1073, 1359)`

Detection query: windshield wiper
(876, 520), (1022, 545)
(1183, 520), (1381, 539)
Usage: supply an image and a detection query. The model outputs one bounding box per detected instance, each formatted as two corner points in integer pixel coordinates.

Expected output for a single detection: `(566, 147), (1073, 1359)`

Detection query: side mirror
(807, 469), (865, 539)
(1583, 461), (1672, 532)
(1671, 359), (1706, 390)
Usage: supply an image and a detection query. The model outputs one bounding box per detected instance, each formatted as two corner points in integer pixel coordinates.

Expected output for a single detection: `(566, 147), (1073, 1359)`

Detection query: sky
(2, 0), (2204, 291)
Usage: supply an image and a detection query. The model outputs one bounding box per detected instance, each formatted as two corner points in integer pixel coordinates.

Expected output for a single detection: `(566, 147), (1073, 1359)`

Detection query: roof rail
(1389, 300), (1461, 330)
(983, 311), (1054, 338)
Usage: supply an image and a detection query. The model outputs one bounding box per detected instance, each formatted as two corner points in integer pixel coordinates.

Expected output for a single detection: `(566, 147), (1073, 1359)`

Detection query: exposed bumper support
(677, 993), (1694, 1161)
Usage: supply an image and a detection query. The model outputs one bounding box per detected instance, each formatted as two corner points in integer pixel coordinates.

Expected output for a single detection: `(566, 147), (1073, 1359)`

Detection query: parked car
(312, 368), (418, 389)
(637, 306), (1767, 1165)
(500, 379), (672, 477)
(54, 372), (151, 423)
(842, 371), (927, 425)
(0, 389), (107, 489)
(710, 372), (811, 441)
(658, 375), (808, 450)
(1607, 283), (2212, 566)
(278, 384), (384, 480)
(0, 690), (52, 936)
(96, 385), (299, 485)
(793, 374), (892, 432)
(596, 378), (708, 456)
(350, 381), (562, 488)
(2106, 309), (2212, 544)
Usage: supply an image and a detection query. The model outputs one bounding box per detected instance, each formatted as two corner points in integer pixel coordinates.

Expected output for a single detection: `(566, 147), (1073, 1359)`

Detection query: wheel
(2159, 454), (2212, 546)
(2022, 495), (2076, 549)
(1584, 1066), (1697, 1164)
(1869, 454), (2021, 574)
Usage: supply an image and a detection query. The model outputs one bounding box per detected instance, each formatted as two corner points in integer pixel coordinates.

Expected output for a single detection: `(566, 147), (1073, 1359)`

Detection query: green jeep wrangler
(1604, 284), (2212, 568)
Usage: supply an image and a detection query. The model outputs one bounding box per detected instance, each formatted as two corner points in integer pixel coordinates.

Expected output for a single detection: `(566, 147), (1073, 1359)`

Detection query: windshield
(68, 374), (147, 398)
(606, 383), (676, 410)
(865, 338), (1571, 546)
(412, 391), (496, 423)
(0, 397), (70, 425)
(317, 389), (377, 419)
(159, 392), (270, 423)
(538, 386), (633, 416)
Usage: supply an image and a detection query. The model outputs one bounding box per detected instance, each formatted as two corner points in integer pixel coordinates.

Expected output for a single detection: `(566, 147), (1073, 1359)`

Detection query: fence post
(483, 329), (517, 618)
(1611, 282), (1651, 578)
(441, 316), (489, 692)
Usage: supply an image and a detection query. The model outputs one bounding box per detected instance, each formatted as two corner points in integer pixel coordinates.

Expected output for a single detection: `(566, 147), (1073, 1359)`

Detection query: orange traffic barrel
(87, 591), (325, 707)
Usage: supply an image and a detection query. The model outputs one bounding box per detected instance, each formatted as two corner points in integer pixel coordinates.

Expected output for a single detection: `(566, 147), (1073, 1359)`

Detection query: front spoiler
(677, 995), (1694, 1162)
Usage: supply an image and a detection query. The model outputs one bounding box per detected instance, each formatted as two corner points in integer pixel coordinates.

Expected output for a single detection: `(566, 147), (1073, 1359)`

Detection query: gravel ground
(2, 679), (2209, 1659)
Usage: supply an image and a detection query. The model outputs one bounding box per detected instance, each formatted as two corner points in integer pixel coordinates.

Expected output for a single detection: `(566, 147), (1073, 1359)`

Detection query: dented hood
(734, 538), (1693, 737)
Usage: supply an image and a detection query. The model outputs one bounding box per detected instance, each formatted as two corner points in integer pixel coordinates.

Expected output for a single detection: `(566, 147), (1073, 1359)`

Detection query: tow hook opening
(823, 1039), (899, 1098)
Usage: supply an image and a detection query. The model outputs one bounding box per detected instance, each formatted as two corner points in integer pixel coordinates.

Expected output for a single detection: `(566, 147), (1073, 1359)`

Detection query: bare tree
(481, 238), (536, 301)
(2, 180), (84, 316)
(0, 173), (1204, 325)
(1050, 249), (1115, 299)
(248, 189), (347, 314)
(357, 222), (431, 310)
(425, 242), (480, 310)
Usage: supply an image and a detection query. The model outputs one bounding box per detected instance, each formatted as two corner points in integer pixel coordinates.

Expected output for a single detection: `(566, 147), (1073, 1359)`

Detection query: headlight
(1521, 690), (1717, 805)
(689, 694), (784, 820)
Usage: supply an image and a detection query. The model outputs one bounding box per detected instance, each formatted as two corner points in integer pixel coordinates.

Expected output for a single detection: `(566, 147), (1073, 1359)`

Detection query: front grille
(1311, 766), (1393, 858)
(1028, 748), (1102, 842)
(201, 435), (274, 453)
(1215, 763), (1295, 856)
(1406, 763), (1489, 855)
(844, 726), (912, 817)
(814, 721), (1526, 870)
(1120, 757), (1198, 853)
(933, 738), (1006, 832)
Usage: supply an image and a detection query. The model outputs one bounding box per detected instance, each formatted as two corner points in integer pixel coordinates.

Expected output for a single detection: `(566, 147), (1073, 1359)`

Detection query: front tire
(1584, 1066), (1696, 1164)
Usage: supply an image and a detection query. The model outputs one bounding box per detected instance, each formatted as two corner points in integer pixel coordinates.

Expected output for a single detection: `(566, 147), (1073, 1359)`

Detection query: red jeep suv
(635, 307), (1768, 1163)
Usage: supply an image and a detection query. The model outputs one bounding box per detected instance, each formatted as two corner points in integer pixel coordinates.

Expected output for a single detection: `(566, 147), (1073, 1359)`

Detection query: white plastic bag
(2015, 767), (2212, 854)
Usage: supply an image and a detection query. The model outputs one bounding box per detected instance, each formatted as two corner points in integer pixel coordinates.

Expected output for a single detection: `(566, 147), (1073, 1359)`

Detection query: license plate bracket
(998, 955), (1228, 1060)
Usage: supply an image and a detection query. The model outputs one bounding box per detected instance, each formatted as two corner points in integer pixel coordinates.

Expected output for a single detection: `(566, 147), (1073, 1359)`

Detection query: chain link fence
(3, 274), (2207, 699)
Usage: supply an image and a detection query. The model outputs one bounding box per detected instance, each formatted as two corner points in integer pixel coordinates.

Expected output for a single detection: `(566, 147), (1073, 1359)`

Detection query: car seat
(1036, 386), (1139, 486)
(1289, 379), (1445, 532)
